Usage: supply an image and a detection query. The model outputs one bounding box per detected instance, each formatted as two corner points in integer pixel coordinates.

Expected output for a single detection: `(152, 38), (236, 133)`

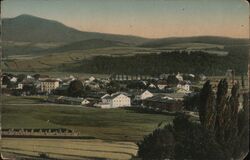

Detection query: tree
(235, 92), (249, 158)
(23, 85), (37, 95)
(2, 76), (10, 85)
(106, 81), (120, 94)
(199, 80), (216, 130)
(138, 79), (248, 160)
(33, 74), (41, 80)
(127, 81), (146, 90)
(17, 74), (26, 83)
(200, 79), (248, 159)
(137, 114), (227, 160)
(166, 75), (179, 86)
(137, 125), (175, 160)
(241, 74), (245, 88)
(173, 115), (227, 160)
(68, 80), (84, 97)
(183, 93), (199, 111)
(214, 79), (229, 142)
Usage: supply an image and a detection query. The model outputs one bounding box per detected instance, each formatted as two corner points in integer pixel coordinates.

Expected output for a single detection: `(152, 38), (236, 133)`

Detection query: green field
(3, 42), (227, 72)
(2, 103), (174, 141)
(2, 96), (174, 159)
(3, 46), (153, 72)
(2, 138), (137, 160)
(1, 95), (46, 104)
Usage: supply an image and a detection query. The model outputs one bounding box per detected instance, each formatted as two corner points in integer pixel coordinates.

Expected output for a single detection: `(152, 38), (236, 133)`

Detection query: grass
(1, 95), (46, 104)
(2, 138), (138, 160)
(3, 43), (227, 72)
(3, 46), (153, 72)
(2, 96), (174, 159)
(2, 97), (174, 142)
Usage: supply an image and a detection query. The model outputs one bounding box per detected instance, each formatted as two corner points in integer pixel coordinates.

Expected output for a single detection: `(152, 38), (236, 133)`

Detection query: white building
(27, 75), (33, 79)
(16, 83), (23, 90)
(89, 76), (96, 82)
(176, 73), (183, 81)
(189, 74), (195, 78)
(10, 77), (17, 83)
(95, 92), (131, 108)
(41, 80), (60, 93)
(177, 83), (190, 93)
(157, 81), (168, 90)
(148, 83), (156, 88)
(135, 90), (154, 100)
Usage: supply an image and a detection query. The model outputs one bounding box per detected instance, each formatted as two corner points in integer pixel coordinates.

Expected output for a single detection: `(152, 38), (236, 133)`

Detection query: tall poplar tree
(199, 80), (216, 130)
(215, 79), (228, 142)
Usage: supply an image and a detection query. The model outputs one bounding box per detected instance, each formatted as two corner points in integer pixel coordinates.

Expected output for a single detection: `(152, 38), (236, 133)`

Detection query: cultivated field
(2, 138), (137, 160)
(2, 96), (174, 159)
(2, 102), (174, 141)
(3, 42), (226, 72)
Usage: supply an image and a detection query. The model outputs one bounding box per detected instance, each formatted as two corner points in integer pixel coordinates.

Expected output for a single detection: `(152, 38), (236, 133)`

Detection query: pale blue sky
(2, 0), (249, 38)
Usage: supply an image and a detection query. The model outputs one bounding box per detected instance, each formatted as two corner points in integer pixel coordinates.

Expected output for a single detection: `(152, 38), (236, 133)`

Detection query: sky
(2, 0), (249, 38)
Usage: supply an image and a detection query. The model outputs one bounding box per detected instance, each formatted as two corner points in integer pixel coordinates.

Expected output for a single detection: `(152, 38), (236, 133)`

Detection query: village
(1, 72), (208, 112)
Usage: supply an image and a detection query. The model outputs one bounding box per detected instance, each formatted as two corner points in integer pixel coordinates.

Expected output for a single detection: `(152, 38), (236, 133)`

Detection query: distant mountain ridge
(2, 14), (150, 44)
(2, 14), (249, 57)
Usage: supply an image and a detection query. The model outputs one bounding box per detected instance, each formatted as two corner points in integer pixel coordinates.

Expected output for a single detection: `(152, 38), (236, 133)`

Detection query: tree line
(70, 47), (248, 76)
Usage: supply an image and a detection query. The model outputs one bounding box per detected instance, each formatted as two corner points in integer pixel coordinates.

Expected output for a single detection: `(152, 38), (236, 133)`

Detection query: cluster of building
(2, 72), (205, 111)
(1, 73), (76, 95)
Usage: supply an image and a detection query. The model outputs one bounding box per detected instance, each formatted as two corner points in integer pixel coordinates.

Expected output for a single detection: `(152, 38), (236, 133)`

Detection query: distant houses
(2, 72), (204, 112)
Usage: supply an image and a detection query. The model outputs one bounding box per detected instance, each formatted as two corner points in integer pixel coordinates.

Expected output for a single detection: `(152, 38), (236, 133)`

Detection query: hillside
(2, 14), (149, 44)
(139, 36), (249, 48)
(41, 39), (130, 54)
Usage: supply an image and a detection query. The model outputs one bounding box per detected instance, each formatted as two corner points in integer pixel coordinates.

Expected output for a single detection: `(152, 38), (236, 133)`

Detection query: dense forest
(67, 45), (248, 76)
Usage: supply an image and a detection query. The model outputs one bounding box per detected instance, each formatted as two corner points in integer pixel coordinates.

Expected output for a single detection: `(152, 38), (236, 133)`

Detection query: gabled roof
(132, 89), (152, 95)
(41, 79), (59, 82)
(157, 80), (168, 85)
(102, 92), (130, 100)
(144, 94), (176, 103)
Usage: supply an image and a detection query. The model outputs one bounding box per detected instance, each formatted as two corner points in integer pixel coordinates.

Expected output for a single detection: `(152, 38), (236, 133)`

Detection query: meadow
(3, 42), (227, 72)
(2, 138), (138, 160)
(1, 96), (174, 159)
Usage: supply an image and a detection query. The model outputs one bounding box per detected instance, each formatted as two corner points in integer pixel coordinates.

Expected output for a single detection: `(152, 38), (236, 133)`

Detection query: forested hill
(68, 45), (248, 76)
(140, 36), (249, 48)
(38, 39), (130, 54)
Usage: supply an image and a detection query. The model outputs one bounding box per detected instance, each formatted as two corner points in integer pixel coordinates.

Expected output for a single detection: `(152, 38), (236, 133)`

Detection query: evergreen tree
(214, 79), (228, 142)
(236, 92), (249, 158)
(67, 80), (84, 97)
(241, 74), (245, 88)
(199, 80), (216, 130)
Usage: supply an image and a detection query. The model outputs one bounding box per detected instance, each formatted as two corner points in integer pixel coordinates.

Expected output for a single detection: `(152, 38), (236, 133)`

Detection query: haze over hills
(3, 14), (249, 47)
(2, 14), (249, 74)
(2, 14), (150, 44)
(140, 36), (249, 48)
